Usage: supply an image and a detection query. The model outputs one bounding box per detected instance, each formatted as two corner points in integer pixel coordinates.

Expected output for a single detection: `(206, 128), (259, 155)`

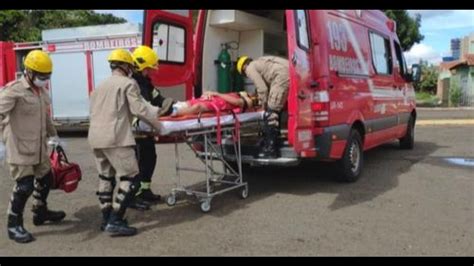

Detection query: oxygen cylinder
(216, 44), (232, 93)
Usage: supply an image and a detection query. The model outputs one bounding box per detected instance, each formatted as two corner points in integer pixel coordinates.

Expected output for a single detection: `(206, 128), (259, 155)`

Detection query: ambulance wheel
(239, 186), (249, 199)
(166, 194), (177, 206)
(399, 116), (415, 150)
(200, 199), (211, 213)
(336, 130), (363, 183)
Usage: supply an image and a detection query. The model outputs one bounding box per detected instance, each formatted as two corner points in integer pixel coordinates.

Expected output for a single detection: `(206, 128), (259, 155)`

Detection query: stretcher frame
(164, 115), (255, 213)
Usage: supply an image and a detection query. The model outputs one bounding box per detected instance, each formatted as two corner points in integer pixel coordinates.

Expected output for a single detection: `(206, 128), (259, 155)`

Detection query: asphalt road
(0, 110), (473, 256)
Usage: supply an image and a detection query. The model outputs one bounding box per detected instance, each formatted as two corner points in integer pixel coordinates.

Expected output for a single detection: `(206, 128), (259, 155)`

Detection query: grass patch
(416, 91), (440, 107)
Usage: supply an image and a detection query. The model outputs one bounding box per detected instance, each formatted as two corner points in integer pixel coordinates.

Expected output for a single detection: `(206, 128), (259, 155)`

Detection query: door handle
(310, 81), (319, 88)
(291, 54), (297, 66)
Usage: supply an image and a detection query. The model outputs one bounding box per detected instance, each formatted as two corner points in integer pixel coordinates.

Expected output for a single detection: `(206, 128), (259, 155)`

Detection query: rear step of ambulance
(221, 138), (301, 167)
(192, 129), (300, 166)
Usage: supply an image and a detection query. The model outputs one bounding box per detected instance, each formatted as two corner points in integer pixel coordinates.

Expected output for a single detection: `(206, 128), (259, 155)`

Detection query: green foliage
(413, 60), (439, 93)
(415, 91), (440, 107)
(0, 10), (126, 42)
(449, 78), (462, 107)
(383, 10), (424, 51)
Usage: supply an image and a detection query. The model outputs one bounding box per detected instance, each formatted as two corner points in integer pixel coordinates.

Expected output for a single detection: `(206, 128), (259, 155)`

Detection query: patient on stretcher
(171, 91), (258, 117)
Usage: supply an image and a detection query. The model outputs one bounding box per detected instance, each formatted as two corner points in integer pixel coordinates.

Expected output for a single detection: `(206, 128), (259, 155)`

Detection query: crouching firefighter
(129, 45), (176, 210)
(236, 56), (289, 158)
(0, 50), (65, 244)
(88, 49), (162, 237)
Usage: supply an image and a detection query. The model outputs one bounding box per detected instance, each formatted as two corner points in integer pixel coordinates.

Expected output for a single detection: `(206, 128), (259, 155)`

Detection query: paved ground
(0, 109), (473, 256)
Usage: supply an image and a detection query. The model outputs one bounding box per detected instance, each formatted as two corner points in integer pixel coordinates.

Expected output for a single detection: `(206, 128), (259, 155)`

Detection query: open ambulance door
(143, 10), (194, 101)
(286, 10), (315, 157)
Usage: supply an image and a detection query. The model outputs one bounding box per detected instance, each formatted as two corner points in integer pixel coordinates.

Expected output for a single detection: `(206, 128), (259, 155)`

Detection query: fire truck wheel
(336, 129), (363, 182)
(399, 116), (415, 150)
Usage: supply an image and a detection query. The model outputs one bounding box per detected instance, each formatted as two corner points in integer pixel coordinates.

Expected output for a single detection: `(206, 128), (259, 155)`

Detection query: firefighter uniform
(129, 45), (175, 209)
(0, 78), (56, 179)
(0, 50), (65, 244)
(130, 72), (174, 208)
(88, 61), (162, 236)
(237, 56), (289, 158)
(242, 56), (289, 112)
(88, 49), (163, 236)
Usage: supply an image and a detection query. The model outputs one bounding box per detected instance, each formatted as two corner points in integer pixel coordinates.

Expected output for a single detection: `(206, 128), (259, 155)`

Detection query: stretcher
(153, 110), (264, 213)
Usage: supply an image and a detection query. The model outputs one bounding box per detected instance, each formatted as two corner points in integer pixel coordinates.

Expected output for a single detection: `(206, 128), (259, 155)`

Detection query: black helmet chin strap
(111, 61), (132, 76)
(118, 64), (132, 76)
(24, 69), (37, 85)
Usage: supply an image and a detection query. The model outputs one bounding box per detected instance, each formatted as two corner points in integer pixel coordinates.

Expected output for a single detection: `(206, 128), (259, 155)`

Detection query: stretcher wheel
(239, 186), (249, 199)
(166, 194), (177, 206)
(200, 199), (211, 213)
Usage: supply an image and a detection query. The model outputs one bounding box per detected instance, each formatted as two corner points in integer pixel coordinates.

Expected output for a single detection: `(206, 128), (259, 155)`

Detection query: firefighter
(0, 50), (65, 244)
(88, 48), (162, 237)
(236, 55), (289, 158)
(129, 45), (176, 210)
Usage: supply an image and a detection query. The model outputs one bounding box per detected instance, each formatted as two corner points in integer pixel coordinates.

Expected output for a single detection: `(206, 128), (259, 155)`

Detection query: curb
(416, 119), (474, 126)
(417, 107), (474, 111)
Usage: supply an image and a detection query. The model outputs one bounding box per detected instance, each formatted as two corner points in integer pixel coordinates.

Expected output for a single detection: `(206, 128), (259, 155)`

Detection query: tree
(414, 60), (439, 93)
(0, 10), (126, 42)
(0, 10), (32, 42)
(383, 10), (424, 51)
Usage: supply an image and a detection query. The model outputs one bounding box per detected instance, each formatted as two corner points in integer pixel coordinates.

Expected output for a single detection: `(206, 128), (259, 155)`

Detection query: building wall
(460, 33), (474, 59)
(451, 38), (461, 60)
(450, 66), (474, 106)
(437, 68), (452, 105)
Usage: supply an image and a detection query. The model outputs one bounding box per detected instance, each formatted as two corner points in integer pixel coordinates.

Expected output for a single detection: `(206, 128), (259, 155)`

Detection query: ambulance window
(295, 10), (310, 51)
(394, 41), (408, 78)
(369, 32), (392, 75)
(152, 22), (185, 64)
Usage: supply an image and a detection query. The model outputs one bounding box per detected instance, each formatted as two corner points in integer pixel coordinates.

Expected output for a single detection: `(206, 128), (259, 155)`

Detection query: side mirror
(410, 64), (421, 83)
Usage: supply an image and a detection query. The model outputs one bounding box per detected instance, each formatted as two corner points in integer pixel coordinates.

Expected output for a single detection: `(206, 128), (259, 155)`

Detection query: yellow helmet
(108, 49), (134, 65)
(236, 56), (250, 74)
(132, 45), (159, 71)
(24, 50), (52, 74)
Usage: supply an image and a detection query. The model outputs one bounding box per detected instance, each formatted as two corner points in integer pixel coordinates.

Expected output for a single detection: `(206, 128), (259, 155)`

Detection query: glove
(137, 120), (153, 132)
(157, 98), (176, 116)
(48, 136), (61, 147)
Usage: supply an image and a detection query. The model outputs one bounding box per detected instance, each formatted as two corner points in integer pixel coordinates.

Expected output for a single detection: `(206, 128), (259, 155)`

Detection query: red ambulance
(143, 10), (420, 182)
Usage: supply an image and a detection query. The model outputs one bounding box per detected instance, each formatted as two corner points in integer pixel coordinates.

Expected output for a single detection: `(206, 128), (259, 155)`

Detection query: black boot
(7, 215), (35, 244)
(104, 178), (139, 236)
(104, 212), (137, 237)
(128, 196), (151, 211)
(32, 206), (66, 226)
(32, 172), (65, 226)
(257, 110), (280, 159)
(100, 207), (112, 231)
(258, 125), (279, 159)
(137, 188), (161, 203)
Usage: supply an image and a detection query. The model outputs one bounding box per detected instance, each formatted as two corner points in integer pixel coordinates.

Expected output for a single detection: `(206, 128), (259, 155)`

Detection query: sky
(95, 10), (474, 66)
(405, 10), (473, 65)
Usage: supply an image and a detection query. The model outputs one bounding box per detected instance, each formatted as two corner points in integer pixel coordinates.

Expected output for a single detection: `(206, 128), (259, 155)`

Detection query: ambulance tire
(399, 116), (415, 150)
(336, 130), (363, 183)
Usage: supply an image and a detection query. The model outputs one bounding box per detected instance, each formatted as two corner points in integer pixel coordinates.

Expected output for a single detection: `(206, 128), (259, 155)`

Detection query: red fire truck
(143, 10), (420, 181)
(0, 23), (145, 130)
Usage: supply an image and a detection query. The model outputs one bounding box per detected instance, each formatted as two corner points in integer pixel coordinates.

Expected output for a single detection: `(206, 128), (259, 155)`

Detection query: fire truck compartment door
(49, 52), (89, 121)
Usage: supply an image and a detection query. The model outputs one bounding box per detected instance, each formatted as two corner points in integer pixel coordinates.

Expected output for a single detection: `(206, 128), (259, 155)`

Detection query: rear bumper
(313, 124), (351, 160)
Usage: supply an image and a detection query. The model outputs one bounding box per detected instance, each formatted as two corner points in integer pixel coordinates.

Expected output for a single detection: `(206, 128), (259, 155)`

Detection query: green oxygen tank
(216, 44), (232, 93)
